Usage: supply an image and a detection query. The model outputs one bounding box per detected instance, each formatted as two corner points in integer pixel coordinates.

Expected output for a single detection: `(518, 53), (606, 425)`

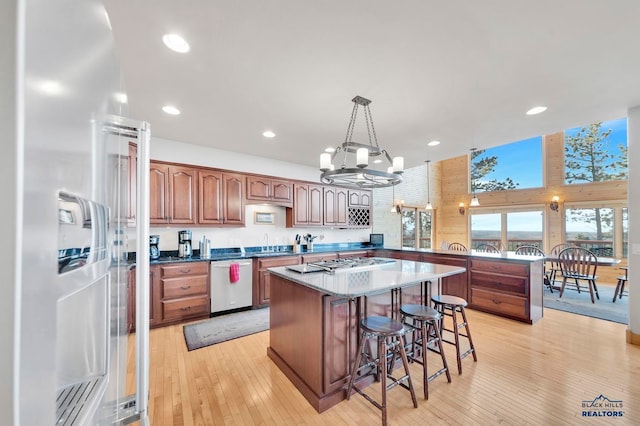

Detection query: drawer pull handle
(180, 306), (192, 312)
(179, 269), (191, 274)
(492, 299), (501, 305)
(180, 285), (191, 290)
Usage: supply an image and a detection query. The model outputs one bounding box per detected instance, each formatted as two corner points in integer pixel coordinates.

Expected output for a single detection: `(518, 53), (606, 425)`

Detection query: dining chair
(613, 266), (629, 302)
(557, 247), (600, 303)
(447, 242), (467, 252)
(548, 243), (575, 286)
(515, 245), (553, 292)
(474, 243), (499, 253)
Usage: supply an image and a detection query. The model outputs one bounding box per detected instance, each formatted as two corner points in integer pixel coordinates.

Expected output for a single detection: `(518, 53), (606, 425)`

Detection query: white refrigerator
(2, 0), (150, 424)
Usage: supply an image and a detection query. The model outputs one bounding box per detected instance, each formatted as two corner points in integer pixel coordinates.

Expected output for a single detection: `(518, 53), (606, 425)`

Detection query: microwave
(369, 233), (384, 247)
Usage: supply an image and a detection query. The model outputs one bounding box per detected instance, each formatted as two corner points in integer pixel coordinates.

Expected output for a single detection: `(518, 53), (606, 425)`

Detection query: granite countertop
(267, 258), (466, 298)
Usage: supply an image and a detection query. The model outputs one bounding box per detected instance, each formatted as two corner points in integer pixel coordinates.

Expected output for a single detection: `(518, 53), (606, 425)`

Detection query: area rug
(544, 284), (628, 324)
(183, 307), (269, 351)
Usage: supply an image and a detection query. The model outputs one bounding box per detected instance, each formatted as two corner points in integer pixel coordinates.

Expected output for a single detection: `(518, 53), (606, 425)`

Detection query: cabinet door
(323, 187), (337, 225)
(359, 191), (371, 207)
(323, 296), (356, 394)
(198, 170), (224, 224)
(168, 166), (197, 224)
(149, 163), (169, 224)
(292, 184), (309, 225)
(308, 185), (324, 226)
(335, 188), (348, 226)
(247, 176), (271, 201)
(223, 173), (245, 225)
(271, 179), (293, 206)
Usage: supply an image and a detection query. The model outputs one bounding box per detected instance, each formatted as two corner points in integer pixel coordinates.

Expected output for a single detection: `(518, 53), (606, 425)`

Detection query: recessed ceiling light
(324, 147), (336, 153)
(427, 140), (440, 147)
(162, 105), (180, 115)
(162, 34), (190, 53)
(526, 106), (547, 115)
(114, 92), (128, 104)
(39, 80), (63, 96)
(262, 130), (276, 138)
(373, 159), (382, 164)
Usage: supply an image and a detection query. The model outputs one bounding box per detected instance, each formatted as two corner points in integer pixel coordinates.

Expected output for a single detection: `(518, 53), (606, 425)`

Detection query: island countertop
(267, 258), (466, 298)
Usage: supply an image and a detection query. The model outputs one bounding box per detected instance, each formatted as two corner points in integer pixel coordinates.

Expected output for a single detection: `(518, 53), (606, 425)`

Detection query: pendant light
(425, 160), (433, 210)
(470, 148), (480, 207)
(320, 96), (404, 189)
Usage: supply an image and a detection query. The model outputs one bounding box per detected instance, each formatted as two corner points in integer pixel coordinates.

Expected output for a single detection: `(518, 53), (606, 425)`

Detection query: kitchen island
(266, 258), (466, 412)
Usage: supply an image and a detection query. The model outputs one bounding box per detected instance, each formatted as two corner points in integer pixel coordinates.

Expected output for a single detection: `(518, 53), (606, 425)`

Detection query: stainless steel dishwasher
(210, 259), (254, 313)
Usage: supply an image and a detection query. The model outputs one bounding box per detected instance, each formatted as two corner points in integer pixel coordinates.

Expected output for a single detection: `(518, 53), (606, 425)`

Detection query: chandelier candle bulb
(356, 148), (369, 167)
(320, 153), (332, 171)
(393, 157), (404, 173)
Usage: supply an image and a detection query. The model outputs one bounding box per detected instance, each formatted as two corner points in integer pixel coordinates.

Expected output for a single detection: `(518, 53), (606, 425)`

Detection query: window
(402, 208), (432, 249)
(565, 207), (613, 255)
(471, 136), (543, 193)
(471, 209), (544, 250)
(564, 117), (627, 185)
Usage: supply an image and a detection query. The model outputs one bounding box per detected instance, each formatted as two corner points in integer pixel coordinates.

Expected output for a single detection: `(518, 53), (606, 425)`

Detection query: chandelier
(319, 95), (404, 189)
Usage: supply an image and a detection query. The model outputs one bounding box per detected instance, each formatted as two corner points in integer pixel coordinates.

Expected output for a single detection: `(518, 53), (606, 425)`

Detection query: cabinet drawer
(470, 259), (529, 276)
(258, 256), (301, 269)
(162, 275), (208, 299)
(162, 296), (210, 321)
(470, 288), (528, 320)
(161, 262), (209, 278)
(470, 271), (527, 295)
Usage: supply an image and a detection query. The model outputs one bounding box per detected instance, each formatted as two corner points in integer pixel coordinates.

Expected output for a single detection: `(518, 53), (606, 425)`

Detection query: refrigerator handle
(135, 122), (151, 424)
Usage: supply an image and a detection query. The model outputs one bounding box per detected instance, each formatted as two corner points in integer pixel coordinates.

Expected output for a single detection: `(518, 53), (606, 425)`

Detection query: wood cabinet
(155, 262), (210, 327)
(198, 170), (245, 225)
(246, 176), (293, 207)
(348, 189), (371, 207)
(253, 255), (301, 307)
(323, 187), (348, 226)
(421, 253), (469, 300)
(468, 258), (543, 324)
(127, 265), (159, 332)
(150, 163), (197, 225)
(287, 184), (323, 227)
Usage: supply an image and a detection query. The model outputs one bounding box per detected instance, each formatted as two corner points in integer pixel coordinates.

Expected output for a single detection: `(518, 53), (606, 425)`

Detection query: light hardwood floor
(127, 307), (639, 425)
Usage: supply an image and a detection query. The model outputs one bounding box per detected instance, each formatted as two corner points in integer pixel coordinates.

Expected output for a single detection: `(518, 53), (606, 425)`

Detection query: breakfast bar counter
(266, 258), (466, 412)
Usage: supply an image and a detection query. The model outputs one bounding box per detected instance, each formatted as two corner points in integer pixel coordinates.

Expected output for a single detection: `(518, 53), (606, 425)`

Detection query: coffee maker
(178, 230), (192, 258)
(149, 235), (160, 260)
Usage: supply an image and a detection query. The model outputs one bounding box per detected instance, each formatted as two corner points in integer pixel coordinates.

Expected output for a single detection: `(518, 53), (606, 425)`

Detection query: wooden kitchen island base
(267, 274), (356, 412)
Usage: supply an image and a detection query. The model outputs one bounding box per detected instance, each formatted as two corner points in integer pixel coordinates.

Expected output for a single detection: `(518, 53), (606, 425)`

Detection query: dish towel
(229, 262), (240, 283)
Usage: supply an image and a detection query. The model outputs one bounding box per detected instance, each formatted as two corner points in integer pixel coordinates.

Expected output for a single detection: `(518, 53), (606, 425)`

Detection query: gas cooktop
(286, 257), (395, 274)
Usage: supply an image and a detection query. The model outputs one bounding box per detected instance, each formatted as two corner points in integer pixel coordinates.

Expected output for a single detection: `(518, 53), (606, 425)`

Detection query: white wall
(627, 106), (639, 338)
(1, 0), (18, 422)
(143, 136), (371, 252)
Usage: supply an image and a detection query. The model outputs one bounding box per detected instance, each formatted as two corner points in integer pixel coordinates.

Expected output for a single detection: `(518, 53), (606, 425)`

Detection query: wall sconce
(458, 202), (466, 215)
(550, 195), (559, 212)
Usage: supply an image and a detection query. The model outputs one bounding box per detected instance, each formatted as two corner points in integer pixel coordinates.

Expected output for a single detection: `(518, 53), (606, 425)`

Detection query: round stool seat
(400, 304), (441, 321)
(431, 294), (468, 308)
(360, 315), (405, 337)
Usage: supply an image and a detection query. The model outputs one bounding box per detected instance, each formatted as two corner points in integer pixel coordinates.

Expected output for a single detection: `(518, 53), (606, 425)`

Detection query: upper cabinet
(287, 184), (323, 227)
(348, 190), (371, 207)
(246, 176), (293, 207)
(198, 170), (245, 226)
(323, 187), (348, 227)
(150, 163), (197, 225)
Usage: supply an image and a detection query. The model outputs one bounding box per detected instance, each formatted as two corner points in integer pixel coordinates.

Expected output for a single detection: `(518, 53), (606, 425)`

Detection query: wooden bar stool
(346, 315), (418, 426)
(399, 304), (451, 399)
(431, 295), (477, 374)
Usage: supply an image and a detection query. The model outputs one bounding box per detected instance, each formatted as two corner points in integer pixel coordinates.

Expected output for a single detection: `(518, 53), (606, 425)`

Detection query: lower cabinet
(468, 258), (543, 324)
(253, 256), (301, 307)
(420, 253), (469, 300)
(127, 266), (159, 332)
(157, 262), (210, 326)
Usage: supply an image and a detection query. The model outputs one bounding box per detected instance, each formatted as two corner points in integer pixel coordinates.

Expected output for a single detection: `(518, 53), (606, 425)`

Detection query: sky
(471, 117), (627, 232)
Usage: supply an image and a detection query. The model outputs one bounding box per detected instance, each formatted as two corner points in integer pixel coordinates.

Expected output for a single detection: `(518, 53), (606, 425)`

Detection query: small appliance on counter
(369, 233), (384, 247)
(178, 230), (193, 258)
(150, 235), (160, 260)
(199, 235), (211, 259)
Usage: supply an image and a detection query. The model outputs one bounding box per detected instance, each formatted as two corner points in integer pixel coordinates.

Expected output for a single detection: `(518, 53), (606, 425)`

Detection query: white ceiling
(104, 0), (640, 170)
